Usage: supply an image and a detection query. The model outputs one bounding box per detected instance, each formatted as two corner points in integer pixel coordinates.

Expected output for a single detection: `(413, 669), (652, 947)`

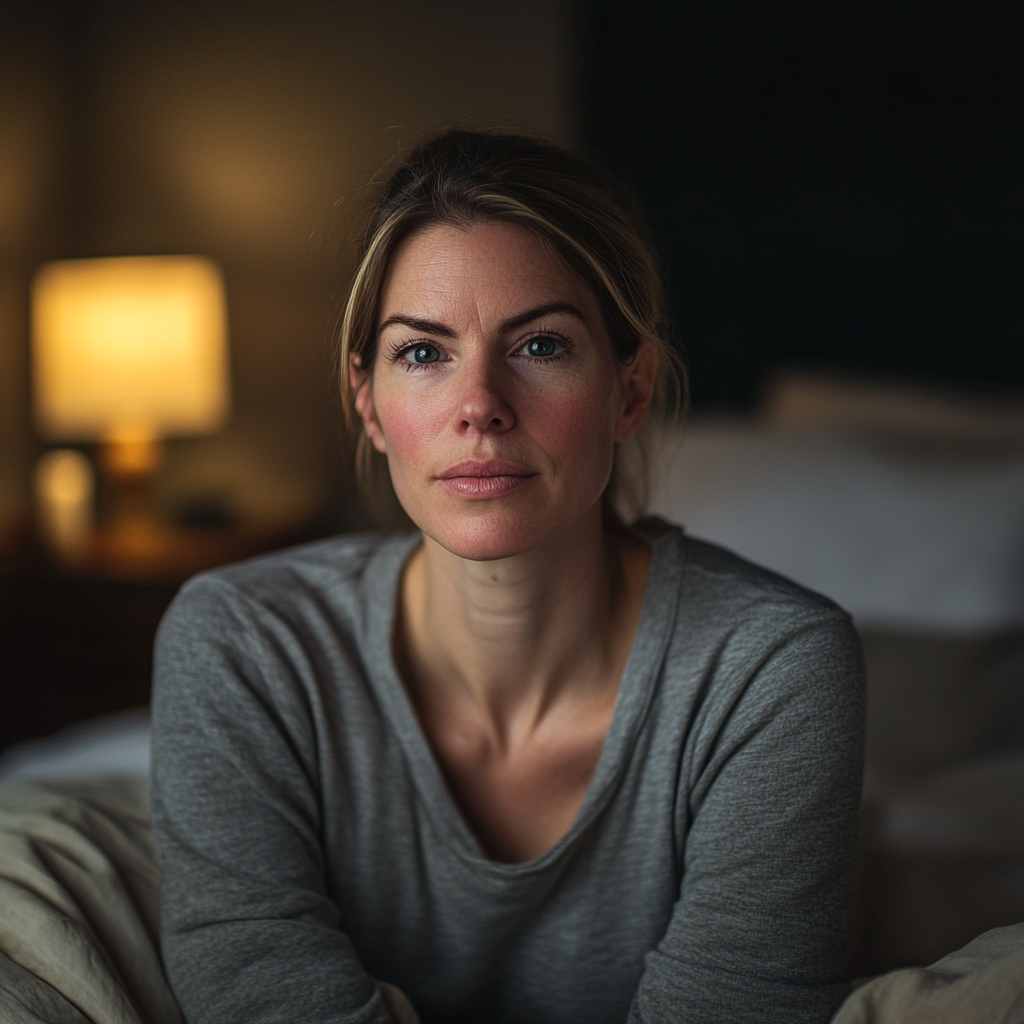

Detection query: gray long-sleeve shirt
(150, 522), (865, 1024)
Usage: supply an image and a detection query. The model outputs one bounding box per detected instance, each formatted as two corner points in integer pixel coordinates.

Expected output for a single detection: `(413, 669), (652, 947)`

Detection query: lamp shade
(32, 255), (229, 442)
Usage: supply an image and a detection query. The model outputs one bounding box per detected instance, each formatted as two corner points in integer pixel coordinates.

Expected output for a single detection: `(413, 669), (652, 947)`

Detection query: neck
(398, 505), (648, 743)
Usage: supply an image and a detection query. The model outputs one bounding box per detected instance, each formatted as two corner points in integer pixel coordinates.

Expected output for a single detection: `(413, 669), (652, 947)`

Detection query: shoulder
(189, 530), (404, 594)
(639, 524), (864, 798)
(158, 531), (416, 646)
(152, 532), (419, 726)
(641, 518), (863, 706)
(641, 517), (850, 626)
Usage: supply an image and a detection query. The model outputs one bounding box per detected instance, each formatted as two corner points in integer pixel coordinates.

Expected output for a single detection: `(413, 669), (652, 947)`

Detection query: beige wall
(0, 18), (66, 540)
(0, 0), (578, 538)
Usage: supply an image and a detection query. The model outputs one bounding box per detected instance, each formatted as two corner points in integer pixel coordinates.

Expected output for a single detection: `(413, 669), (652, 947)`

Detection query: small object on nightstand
(34, 449), (94, 566)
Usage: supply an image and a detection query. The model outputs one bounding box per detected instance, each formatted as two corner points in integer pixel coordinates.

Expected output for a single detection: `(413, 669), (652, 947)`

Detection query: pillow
(649, 420), (1024, 630)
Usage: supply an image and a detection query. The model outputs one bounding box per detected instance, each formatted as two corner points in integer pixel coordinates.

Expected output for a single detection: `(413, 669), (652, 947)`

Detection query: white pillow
(648, 421), (1024, 630)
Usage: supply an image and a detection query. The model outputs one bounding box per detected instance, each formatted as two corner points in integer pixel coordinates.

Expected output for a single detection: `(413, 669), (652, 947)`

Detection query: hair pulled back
(338, 128), (685, 522)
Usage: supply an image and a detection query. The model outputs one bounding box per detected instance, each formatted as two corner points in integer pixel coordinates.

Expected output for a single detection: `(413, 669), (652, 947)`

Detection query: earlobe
(351, 353), (388, 454)
(614, 343), (659, 443)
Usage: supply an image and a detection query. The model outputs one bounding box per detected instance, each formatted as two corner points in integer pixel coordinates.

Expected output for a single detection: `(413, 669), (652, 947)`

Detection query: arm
(150, 575), (399, 1024)
(630, 613), (866, 1024)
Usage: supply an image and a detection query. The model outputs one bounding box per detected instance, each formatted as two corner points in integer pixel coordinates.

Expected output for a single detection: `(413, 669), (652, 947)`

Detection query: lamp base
(91, 435), (218, 579)
(99, 435), (163, 530)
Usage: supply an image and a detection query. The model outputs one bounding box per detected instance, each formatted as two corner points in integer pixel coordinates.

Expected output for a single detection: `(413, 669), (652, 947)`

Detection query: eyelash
(515, 329), (572, 363)
(384, 339), (439, 371)
(385, 330), (573, 372)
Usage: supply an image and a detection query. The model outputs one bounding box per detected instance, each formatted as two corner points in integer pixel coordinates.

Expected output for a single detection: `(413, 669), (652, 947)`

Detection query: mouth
(437, 460), (538, 498)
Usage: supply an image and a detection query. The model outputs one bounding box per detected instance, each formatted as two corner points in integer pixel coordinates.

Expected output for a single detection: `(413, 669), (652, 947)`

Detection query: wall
(587, 1), (1024, 408)
(0, 7), (65, 541)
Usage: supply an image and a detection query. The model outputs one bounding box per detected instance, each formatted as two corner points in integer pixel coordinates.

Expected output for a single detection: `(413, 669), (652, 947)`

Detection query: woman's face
(354, 220), (655, 561)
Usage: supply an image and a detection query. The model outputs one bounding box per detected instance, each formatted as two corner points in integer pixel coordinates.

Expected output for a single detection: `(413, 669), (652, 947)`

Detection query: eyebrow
(377, 302), (588, 339)
(377, 314), (457, 338)
(500, 302), (588, 333)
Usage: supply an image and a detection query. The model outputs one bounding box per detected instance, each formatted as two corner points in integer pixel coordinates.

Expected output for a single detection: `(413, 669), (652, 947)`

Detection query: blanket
(832, 923), (1024, 1024)
(0, 778), (180, 1024)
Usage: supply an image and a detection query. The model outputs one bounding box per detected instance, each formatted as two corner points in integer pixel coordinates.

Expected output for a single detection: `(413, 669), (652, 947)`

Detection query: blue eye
(410, 344), (440, 364)
(526, 337), (558, 357)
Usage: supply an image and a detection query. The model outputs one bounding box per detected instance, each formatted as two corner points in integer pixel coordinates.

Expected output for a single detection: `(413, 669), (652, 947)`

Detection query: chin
(421, 512), (550, 562)
(393, 477), (607, 563)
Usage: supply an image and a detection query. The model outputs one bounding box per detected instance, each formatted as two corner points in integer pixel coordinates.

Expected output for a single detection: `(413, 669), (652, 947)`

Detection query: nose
(454, 356), (515, 436)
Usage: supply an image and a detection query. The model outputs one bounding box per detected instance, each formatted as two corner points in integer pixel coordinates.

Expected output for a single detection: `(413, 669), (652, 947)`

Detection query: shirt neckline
(361, 523), (686, 877)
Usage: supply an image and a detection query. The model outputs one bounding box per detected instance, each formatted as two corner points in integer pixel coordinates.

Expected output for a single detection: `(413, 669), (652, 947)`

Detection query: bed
(2, 373), (1023, 1020)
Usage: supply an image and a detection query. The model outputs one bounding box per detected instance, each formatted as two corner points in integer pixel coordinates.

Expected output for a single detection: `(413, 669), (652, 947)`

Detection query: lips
(437, 459), (537, 498)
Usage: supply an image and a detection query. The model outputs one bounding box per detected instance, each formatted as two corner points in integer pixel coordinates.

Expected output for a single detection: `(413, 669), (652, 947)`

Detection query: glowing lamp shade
(32, 255), (229, 443)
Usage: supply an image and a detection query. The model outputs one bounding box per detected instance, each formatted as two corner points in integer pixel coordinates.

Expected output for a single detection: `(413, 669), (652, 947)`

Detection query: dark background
(587, 0), (1024, 408)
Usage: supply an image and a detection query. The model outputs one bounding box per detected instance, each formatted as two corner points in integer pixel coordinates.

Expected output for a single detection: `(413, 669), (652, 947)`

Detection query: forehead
(380, 220), (594, 318)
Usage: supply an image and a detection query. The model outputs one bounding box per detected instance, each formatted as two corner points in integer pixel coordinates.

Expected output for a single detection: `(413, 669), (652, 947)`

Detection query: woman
(151, 130), (865, 1024)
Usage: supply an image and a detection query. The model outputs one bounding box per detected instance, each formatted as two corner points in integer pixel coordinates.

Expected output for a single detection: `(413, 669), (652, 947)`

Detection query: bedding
(0, 777), (179, 1024)
(832, 922), (1024, 1024)
(0, 709), (151, 781)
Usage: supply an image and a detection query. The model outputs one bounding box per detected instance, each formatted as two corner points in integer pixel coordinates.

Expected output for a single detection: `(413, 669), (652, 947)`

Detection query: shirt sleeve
(149, 575), (399, 1024)
(628, 611), (866, 1024)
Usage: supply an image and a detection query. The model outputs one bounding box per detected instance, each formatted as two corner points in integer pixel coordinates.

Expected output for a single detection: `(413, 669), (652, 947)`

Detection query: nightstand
(0, 521), (325, 749)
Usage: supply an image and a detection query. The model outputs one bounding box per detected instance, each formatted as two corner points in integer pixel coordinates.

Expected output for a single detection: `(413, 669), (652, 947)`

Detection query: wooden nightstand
(0, 520), (326, 749)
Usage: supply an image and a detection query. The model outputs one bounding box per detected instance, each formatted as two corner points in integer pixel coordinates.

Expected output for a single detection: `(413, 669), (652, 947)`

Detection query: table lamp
(32, 255), (230, 536)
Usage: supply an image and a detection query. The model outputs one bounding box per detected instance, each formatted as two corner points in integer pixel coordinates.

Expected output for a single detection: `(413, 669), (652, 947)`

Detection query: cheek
(373, 386), (447, 469)
(527, 380), (619, 471)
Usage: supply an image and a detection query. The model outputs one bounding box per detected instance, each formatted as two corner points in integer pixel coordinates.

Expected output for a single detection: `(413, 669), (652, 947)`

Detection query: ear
(351, 352), (388, 454)
(614, 342), (659, 443)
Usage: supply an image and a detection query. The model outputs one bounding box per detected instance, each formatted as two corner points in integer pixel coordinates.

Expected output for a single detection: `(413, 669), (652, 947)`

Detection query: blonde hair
(338, 129), (686, 523)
